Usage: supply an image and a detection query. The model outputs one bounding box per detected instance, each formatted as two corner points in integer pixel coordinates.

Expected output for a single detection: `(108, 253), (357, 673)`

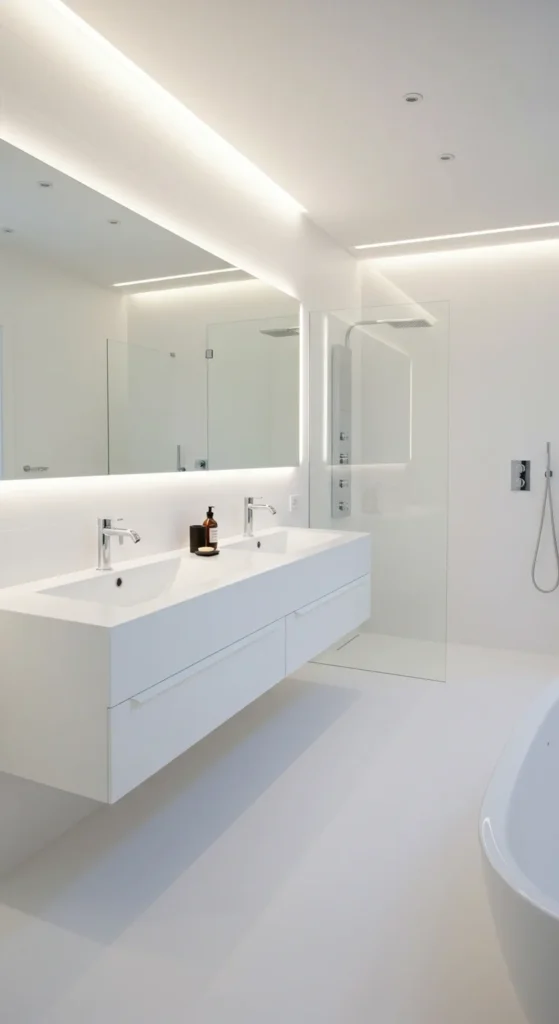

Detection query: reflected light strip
(354, 222), (559, 250)
(38, 0), (306, 216)
(351, 463), (408, 469)
(113, 268), (241, 287)
(409, 361), (413, 461)
(322, 314), (329, 463)
(299, 306), (305, 465)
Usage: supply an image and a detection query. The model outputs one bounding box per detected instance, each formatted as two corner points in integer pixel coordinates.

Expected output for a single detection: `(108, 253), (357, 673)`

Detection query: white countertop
(0, 527), (368, 629)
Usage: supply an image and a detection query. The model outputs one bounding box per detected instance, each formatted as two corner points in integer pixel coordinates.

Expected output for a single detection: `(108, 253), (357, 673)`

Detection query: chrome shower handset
(531, 442), (559, 593)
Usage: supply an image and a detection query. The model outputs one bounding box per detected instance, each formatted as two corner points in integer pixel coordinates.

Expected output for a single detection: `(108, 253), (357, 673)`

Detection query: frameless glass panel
(207, 314), (300, 470)
(107, 340), (206, 474)
(310, 301), (449, 682)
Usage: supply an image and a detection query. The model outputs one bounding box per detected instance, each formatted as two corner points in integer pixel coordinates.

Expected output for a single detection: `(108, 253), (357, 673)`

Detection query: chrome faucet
(244, 497), (277, 538)
(97, 517), (141, 571)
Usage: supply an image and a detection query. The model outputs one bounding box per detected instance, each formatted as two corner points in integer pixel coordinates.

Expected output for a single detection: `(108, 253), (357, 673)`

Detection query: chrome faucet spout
(104, 528), (141, 544)
(243, 497), (277, 538)
(97, 518), (141, 570)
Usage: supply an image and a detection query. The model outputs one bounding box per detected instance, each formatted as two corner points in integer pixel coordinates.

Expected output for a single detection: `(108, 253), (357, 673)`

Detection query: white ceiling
(65, 0), (559, 250)
(0, 140), (240, 288)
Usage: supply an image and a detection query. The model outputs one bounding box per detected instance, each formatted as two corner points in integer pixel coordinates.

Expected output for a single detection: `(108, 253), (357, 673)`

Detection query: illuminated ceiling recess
(354, 221), (559, 251)
(23, 0), (306, 219)
(113, 268), (241, 288)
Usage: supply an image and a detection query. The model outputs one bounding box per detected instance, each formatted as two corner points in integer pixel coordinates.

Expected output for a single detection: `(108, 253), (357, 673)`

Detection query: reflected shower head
(259, 327), (300, 338)
(344, 317), (432, 346)
(356, 318), (431, 329)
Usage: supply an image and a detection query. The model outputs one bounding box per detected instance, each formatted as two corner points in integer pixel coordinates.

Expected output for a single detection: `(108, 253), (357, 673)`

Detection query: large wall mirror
(0, 140), (300, 479)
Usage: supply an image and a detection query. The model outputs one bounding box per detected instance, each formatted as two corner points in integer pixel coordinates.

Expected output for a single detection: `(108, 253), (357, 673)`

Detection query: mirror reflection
(207, 316), (300, 470)
(0, 140), (300, 479)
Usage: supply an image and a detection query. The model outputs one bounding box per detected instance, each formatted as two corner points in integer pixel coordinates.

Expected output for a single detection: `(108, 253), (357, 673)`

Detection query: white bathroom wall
(373, 239), (559, 655)
(0, 246), (125, 479)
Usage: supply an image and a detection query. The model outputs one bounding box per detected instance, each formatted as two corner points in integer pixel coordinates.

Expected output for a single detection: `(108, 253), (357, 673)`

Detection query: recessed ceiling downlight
(2, 227), (14, 234)
(37, 180), (53, 188)
(440, 153), (455, 161)
(404, 92), (423, 103)
(108, 218), (120, 226)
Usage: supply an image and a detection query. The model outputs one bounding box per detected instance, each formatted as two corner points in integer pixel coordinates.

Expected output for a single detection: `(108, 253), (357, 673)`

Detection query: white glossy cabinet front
(285, 576), (370, 675)
(109, 620), (286, 801)
(110, 576), (370, 801)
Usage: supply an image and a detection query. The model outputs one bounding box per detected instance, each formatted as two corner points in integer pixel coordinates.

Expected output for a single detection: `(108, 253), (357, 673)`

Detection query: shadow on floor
(0, 676), (361, 944)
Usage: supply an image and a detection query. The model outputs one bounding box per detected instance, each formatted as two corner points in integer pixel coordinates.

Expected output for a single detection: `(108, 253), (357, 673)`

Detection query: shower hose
(531, 442), (559, 593)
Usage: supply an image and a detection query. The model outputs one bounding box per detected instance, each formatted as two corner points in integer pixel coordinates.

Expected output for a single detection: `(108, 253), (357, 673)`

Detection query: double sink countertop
(0, 527), (370, 629)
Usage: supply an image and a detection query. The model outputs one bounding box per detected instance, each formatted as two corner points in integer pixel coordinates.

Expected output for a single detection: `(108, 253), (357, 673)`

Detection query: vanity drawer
(108, 619), (286, 802)
(285, 575), (370, 675)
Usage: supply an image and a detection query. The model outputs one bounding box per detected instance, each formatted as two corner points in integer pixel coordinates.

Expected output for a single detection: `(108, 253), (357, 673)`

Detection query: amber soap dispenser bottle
(203, 506), (218, 549)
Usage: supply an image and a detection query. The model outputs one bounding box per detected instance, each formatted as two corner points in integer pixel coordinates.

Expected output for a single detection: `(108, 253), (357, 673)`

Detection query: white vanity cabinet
(285, 576), (371, 675)
(109, 620), (287, 802)
(0, 529), (371, 802)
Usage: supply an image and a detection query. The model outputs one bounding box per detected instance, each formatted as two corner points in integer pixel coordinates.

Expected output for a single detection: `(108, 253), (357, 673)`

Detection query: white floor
(1, 646), (557, 1023)
(314, 630), (447, 681)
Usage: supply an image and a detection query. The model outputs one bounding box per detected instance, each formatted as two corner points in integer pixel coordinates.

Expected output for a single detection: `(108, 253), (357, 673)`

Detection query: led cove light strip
(354, 222), (559, 250)
(41, 0), (306, 216)
(113, 268), (241, 287)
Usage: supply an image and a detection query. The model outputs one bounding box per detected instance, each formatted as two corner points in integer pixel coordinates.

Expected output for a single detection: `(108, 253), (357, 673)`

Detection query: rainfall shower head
(259, 327), (300, 338)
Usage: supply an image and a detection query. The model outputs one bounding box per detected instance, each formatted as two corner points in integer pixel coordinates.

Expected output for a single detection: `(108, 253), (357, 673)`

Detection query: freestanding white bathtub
(480, 681), (559, 1024)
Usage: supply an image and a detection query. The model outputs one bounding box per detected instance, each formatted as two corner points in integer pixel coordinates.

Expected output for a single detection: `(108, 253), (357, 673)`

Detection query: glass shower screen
(309, 302), (449, 682)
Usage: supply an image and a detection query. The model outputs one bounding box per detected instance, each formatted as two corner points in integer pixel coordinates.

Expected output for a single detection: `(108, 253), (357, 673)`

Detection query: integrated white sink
(223, 527), (341, 555)
(0, 526), (371, 803)
(43, 556), (184, 607)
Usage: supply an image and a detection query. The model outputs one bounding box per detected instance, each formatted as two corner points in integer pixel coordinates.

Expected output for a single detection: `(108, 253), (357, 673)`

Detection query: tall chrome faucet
(243, 497), (277, 538)
(97, 517), (141, 570)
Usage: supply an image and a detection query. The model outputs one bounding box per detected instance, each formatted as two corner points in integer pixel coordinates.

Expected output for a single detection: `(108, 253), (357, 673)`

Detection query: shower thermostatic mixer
(511, 460), (531, 491)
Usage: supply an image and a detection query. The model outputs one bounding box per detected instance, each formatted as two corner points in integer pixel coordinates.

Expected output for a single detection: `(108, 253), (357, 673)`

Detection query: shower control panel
(331, 344), (352, 519)
(511, 460), (531, 491)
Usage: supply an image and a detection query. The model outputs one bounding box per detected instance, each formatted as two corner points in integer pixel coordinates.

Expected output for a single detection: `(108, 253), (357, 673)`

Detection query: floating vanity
(0, 527), (370, 802)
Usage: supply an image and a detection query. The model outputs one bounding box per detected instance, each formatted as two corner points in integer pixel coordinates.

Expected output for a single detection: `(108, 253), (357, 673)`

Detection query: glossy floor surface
(1, 646), (553, 1022)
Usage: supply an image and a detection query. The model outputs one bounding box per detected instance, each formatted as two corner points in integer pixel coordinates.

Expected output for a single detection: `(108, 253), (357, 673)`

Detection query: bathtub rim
(480, 678), (559, 924)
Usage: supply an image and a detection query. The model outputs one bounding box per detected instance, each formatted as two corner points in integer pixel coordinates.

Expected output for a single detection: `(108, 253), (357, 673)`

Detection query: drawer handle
(130, 625), (278, 706)
(294, 576), (367, 617)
